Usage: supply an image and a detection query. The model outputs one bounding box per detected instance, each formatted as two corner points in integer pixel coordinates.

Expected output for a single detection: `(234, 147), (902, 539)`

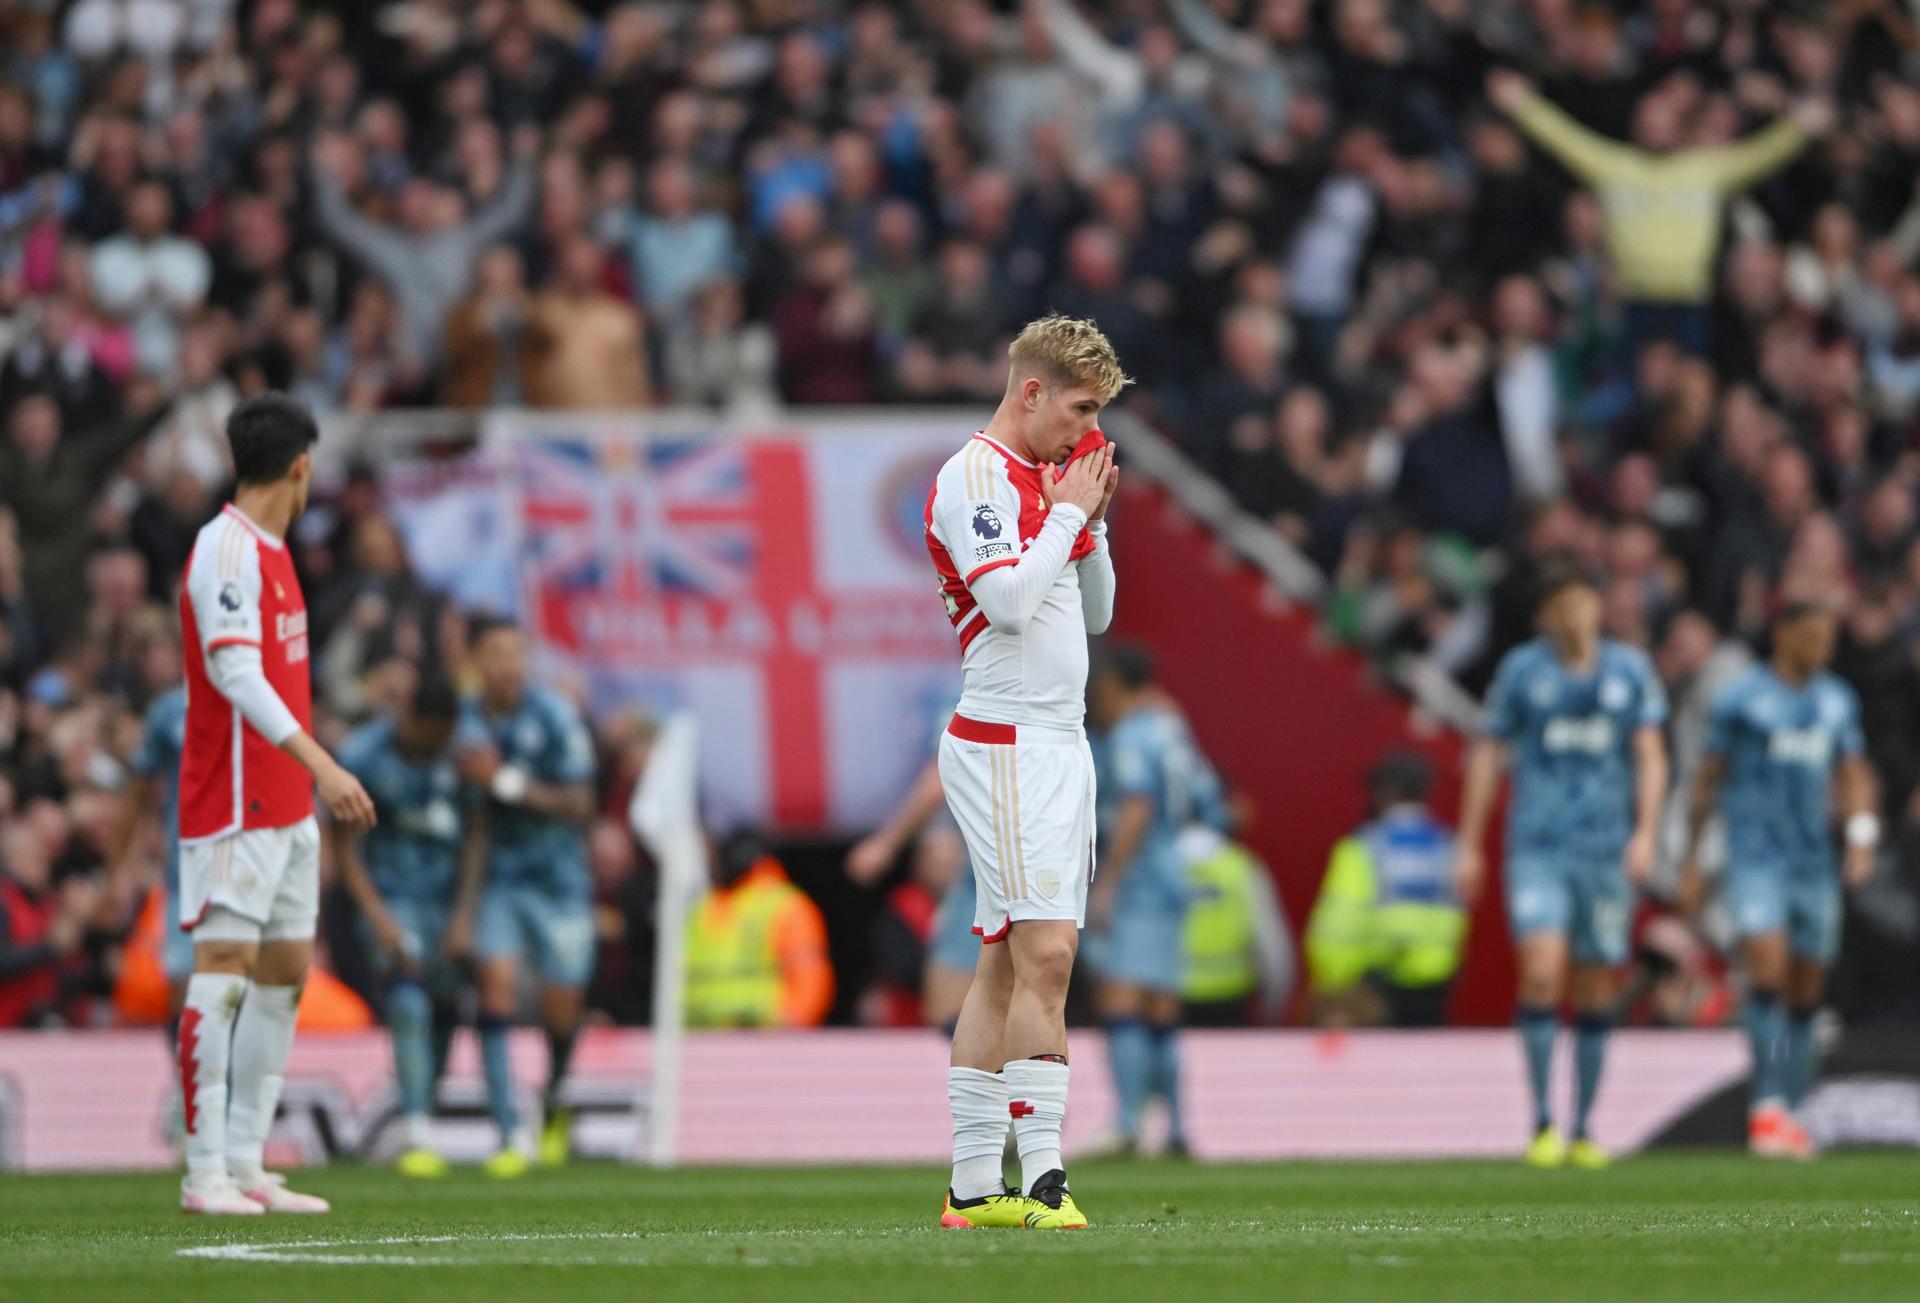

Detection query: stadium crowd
(3, 0), (1920, 1027)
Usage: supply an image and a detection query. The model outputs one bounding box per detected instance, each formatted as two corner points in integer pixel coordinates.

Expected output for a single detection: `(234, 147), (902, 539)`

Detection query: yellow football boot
(538, 1110), (572, 1167)
(395, 1148), (449, 1179)
(1525, 1126), (1567, 1169)
(1568, 1138), (1613, 1170)
(482, 1146), (531, 1179)
(1022, 1170), (1089, 1229)
(940, 1188), (1040, 1229)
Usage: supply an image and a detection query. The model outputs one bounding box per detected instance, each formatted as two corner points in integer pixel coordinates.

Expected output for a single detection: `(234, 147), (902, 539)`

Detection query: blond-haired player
(923, 315), (1126, 1229)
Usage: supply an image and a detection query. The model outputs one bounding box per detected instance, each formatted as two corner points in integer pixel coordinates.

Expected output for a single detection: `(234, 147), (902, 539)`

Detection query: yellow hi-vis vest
(1182, 841), (1262, 1003)
(1307, 811), (1466, 993)
(684, 872), (805, 1029)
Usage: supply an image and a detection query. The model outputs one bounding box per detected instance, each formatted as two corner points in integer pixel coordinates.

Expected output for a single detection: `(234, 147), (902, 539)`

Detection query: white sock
(405, 1112), (434, 1151)
(948, 1067), (1009, 1199)
(1004, 1058), (1069, 1194)
(225, 982), (302, 1182)
(179, 972), (246, 1184)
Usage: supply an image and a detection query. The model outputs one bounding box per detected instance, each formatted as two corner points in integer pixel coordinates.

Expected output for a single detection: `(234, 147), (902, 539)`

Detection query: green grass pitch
(2, 1154), (1916, 1302)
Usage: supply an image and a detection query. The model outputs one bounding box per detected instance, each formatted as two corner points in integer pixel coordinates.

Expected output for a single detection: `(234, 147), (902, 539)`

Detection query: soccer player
(1085, 645), (1229, 1157)
(116, 676), (190, 1013)
(1455, 565), (1668, 1170)
(333, 673), (480, 1178)
(454, 616), (597, 1174)
(1677, 600), (1877, 1159)
(924, 314), (1124, 1230)
(175, 394), (377, 1215)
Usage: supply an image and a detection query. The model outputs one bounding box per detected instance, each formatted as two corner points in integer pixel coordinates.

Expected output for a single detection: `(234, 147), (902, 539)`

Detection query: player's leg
(179, 927), (261, 1214)
(1778, 875), (1841, 1149)
(1142, 987), (1187, 1155)
(529, 886), (596, 1166)
(1563, 870), (1631, 1168)
(1003, 916), (1080, 1211)
(1095, 978), (1153, 1152)
(226, 820), (328, 1212)
(1728, 869), (1798, 1154)
(933, 729), (1039, 1227)
(381, 900), (448, 1177)
(472, 887), (529, 1172)
(942, 936), (1023, 1225)
(1507, 859), (1572, 1164)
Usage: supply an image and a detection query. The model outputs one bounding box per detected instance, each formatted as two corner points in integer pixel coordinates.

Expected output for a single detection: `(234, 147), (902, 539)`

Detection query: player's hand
(1622, 829), (1656, 887)
(1088, 442), (1119, 524)
(1675, 857), (1705, 918)
(442, 908), (474, 965)
(457, 743), (502, 787)
(1086, 879), (1116, 933)
(1844, 841), (1876, 890)
(1043, 444), (1112, 519)
(319, 760), (377, 827)
(1452, 844), (1485, 909)
(1485, 69), (1534, 114)
(844, 832), (897, 886)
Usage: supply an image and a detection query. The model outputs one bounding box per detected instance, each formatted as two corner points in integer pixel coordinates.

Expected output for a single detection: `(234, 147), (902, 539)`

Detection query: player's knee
(193, 940), (256, 976)
(1014, 937), (1076, 1000)
(1517, 969), (1562, 1007)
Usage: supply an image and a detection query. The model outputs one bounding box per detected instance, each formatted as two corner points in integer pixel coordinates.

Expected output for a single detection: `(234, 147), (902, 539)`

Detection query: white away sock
(948, 1067), (1009, 1199)
(179, 972), (246, 1183)
(1003, 1058), (1069, 1194)
(225, 982), (302, 1181)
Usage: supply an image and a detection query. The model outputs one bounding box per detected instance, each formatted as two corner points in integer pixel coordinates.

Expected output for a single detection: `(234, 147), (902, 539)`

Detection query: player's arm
(330, 817), (409, 962)
(1676, 752), (1725, 916)
(493, 771), (594, 821)
(443, 803), (489, 963)
(962, 446), (1114, 633)
(190, 541), (375, 827)
(466, 708), (596, 822)
(106, 772), (160, 904)
(1452, 736), (1504, 908)
(846, 759), (946, 885)
(1625, 725), (1668, 886)
(1094, 795), (1153, 900)
(1837, 754), (1880, 889)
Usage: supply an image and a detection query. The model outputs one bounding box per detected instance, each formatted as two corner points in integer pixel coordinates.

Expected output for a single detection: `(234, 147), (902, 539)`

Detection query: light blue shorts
(1725, 866), (1841, 964)
(1505, 854), (1631, 967)
(1083, 888), (1188, 993)
(475, 882), (596, 988)
(929, 870), (982, 975)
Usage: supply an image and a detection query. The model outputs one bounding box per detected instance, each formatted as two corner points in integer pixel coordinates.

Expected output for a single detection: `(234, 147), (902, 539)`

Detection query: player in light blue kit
(1085, 645), (1228, 1157)
(121, 683), (191, 1003)
(333, 674), (480, 1179)
(1678, 600), (1877, 1160)
(455, 616), (598, 1174)
(1456, 566), (1668, 1170)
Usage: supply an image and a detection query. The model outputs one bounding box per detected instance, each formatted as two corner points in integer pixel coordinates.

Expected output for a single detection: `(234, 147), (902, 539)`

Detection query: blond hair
(1006, 314), (1132, 402)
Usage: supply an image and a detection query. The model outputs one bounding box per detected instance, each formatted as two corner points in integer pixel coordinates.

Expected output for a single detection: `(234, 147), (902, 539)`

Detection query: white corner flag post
(627, 713), (704, 1169)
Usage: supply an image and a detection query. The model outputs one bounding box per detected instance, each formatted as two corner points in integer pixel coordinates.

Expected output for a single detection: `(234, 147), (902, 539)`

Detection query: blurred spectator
(521, 234), (650, 410)
(441, 246), (530, 409)
(624, 156), (738, 326)
(88, 180), (208, 380)
(1179, 825), (1293, 1028)
(684, 830), (833, 1030)
(664, 278), (778, 417)
(0, 799), (103, 1027)
(858, 825), (963, 1029)
(771, 235), (876, 404)
(1306, 751), (1465, 1028)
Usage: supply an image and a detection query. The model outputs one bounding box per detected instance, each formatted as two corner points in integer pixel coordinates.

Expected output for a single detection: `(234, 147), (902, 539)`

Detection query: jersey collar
(972, 432), (1038, 469)
(223, 503), (286, 550)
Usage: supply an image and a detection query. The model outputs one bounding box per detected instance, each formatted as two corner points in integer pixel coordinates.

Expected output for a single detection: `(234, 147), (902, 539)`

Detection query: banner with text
(385, 413), (969, 832)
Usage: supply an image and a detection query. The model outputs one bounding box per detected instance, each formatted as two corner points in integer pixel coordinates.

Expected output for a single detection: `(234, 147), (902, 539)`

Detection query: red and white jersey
(925, 433), (1098, 730)
(177, 504), (314, 840)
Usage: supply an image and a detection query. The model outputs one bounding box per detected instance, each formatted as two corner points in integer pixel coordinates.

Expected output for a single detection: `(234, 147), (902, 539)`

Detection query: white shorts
(179, 815), (320, 943)
(936, 714), (1097, 943)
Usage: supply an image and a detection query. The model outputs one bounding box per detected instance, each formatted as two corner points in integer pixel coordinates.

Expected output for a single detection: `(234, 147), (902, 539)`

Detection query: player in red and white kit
(175, 394), (376, 1215)
(925, 315), (1125, 1230)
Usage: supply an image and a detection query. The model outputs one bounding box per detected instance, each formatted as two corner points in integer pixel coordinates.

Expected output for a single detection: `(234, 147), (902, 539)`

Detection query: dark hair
(1533, 557), (1600, 610)
(1101, 642), (1155, 690)
(1368, 750), (1433, 805)
(467, 612), (519, 646)
(411, 672), (461, 723)
(227, 393), (318, 485)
